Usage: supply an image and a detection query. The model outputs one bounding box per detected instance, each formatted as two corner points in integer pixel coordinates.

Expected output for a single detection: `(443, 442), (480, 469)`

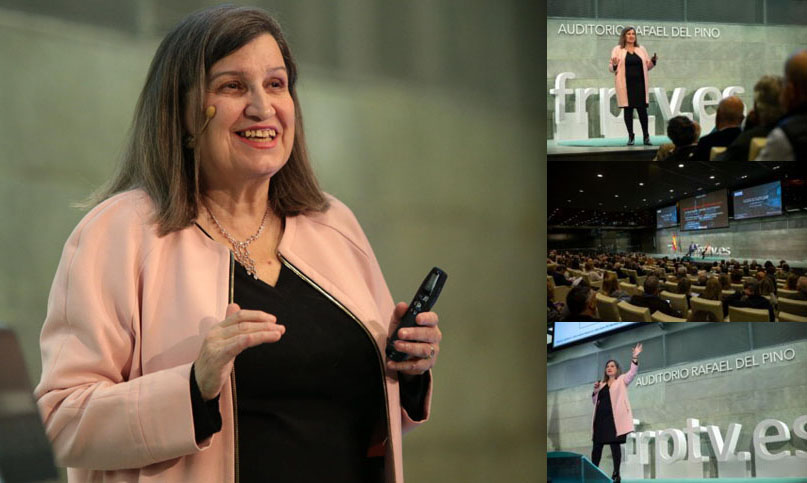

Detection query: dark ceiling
(548, 162), (806, 227)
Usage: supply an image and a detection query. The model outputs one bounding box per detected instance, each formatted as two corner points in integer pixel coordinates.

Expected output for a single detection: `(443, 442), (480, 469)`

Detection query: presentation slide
(680, 189), (729, 230)
(656, 204), (678, 228)
(553, 322), (639, 349)
(733, 180), (782, 220)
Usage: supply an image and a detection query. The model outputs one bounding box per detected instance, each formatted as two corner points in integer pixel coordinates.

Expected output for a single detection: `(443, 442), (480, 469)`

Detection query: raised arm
(622, 343), (642, 386)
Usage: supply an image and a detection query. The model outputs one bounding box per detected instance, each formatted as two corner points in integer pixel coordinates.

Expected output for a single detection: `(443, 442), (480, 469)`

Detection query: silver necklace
(205, 203), (270, 279)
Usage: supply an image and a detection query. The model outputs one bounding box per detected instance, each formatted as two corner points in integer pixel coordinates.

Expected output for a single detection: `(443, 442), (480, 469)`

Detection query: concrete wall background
(0, 2), (540, 481)
(547, 323), (807, 477)
(654, 211), (807, 261)
(546, 18), (807, 139)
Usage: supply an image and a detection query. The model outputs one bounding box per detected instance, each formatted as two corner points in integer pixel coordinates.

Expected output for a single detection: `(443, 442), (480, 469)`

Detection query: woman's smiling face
(192, 33), (295, 188)
(625, 29), (636, 44)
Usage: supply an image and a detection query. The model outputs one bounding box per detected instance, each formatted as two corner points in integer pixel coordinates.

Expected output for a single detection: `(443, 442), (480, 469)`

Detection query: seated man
(552, 264), (572, 287)
(724, 278), (775, 321)
(628, 275), (680, 318)
(560, 285), (602, 322)
(692, 96), (745, 160)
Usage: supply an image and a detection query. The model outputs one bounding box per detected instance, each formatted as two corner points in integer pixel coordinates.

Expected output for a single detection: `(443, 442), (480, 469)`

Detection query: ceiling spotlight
(597, 174), (603, 178)
(579, 189), (584, 193)
(710, 175), (715, 179)
(669, 189), (674, 192)
(678, 164), (684, 168)
(639, 182), (644, 186)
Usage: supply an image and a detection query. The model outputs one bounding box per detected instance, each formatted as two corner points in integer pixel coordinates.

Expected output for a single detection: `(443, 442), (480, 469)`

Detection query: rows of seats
(592, 292), (807, 322)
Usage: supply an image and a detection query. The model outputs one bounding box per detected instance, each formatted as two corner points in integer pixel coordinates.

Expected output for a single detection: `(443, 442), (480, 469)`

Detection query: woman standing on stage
(609, 27), (658, 146)
(591, 343), (642, 483)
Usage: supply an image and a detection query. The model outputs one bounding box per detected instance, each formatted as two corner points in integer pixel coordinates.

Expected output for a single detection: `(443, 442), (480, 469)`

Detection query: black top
(624, 52), (647, 108)
(593, 384), (626, 444)
(692, 127), (742, 161)
(190, 257), (430, 483)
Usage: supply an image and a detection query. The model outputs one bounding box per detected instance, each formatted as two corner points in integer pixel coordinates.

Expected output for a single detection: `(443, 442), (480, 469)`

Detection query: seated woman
(600, 273), (632, 302)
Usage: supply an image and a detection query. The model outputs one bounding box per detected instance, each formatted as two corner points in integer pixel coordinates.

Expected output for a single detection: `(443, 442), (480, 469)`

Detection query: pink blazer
(591, 361), (638, 437)
(609, 45), (655, 108)
(34, 190), (430, 482)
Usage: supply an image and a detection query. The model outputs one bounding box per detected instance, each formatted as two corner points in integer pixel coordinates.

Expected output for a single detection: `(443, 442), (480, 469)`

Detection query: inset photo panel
(547, 162), (807, 322)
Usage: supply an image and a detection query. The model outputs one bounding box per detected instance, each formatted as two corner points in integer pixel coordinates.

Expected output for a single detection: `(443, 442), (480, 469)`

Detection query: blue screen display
(656, 204), (678, 228)
(733, 180), (782, 220)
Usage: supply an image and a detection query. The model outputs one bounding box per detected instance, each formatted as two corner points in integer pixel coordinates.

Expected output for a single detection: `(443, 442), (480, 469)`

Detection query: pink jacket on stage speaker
(609, 45), (655, 108)
(591, 361), (638, 437)
(34, 190), (430, 482)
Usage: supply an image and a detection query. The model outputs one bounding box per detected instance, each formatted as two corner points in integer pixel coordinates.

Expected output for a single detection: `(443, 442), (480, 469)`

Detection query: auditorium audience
(757, 49), (807, 161)
(628, 276), (680, 318)
(717, 75), (785, 161)
(692, 96), (745, 160)
(560, 285), (602, 322)
(724, 278), (775, 321)
(778, 263), (792, 280)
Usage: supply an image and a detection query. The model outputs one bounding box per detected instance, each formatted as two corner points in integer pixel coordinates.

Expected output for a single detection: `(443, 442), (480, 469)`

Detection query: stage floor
(548, 137), (668, 161)
(644, 253), (807, 270)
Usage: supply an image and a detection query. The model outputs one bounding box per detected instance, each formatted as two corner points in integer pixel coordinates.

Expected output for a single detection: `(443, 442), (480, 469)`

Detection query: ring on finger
(427, 345), (435, 359)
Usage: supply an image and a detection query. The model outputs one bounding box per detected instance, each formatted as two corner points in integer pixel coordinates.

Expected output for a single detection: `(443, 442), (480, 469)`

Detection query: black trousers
(623, 106), (649, 137)
(592, 442), (622, 476)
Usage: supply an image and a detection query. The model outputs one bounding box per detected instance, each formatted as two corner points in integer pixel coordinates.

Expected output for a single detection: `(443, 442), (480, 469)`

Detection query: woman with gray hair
(34, 5), (440, 482)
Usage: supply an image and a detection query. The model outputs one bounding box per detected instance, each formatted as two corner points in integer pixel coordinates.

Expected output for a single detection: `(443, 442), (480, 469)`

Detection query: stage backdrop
(654, 211), (807, 263)
(547, 16), (807, 140)
(547, 323), (807, 479)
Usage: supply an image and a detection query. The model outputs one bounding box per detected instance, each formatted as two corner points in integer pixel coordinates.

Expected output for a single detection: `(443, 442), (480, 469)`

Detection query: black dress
(624, 52), (647, 108)
(593, 384), (627, 444)
(190, 259), (430, 483)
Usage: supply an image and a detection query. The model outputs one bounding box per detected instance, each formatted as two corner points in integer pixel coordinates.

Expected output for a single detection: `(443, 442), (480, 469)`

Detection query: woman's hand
(651, 53), (658, 63)
(594, 381), (603, 391)
(194, 304), (285, 400)
(611, 56), (619, 67)
(632, 342), (643, 359)
(386, 302), (441, 376)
